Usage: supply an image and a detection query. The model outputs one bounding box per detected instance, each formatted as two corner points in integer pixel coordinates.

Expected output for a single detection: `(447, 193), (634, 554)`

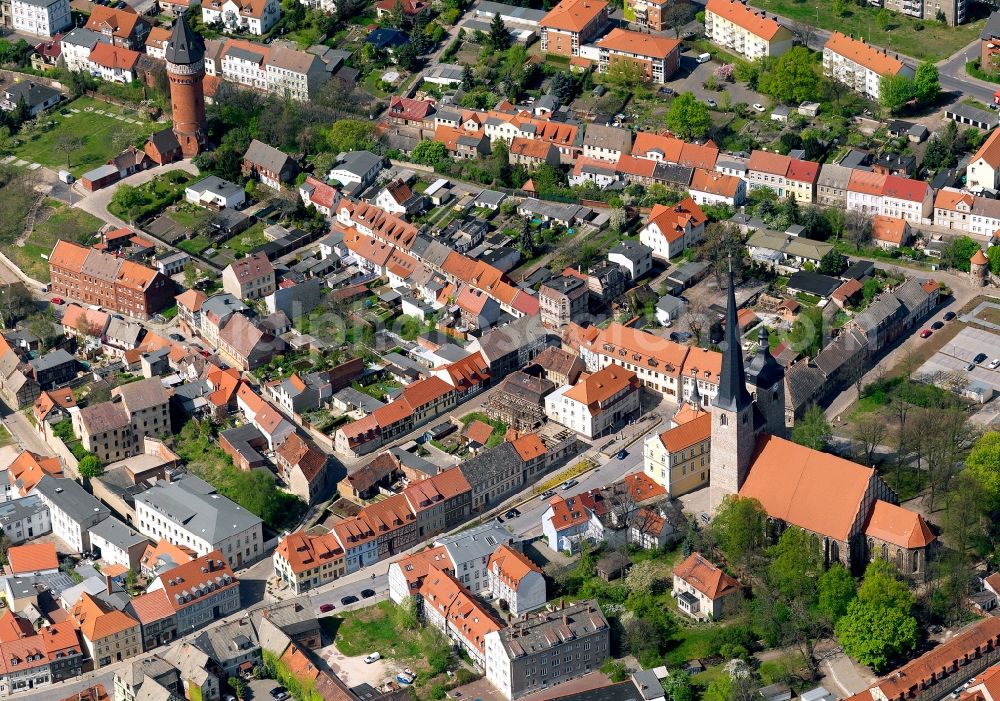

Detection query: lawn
(221, 221), (268, 256)
(107, 170), (195, 223)
(168, 205), (212, 231)
(12, 200), (102, 283)
(333, 601), (424, 659)
(12, 96), (163, 177)
(747, 0), (986, 61)
(178, 235), (212, 255)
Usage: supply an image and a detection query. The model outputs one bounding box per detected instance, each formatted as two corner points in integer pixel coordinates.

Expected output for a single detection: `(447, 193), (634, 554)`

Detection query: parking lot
(668, 52), (764, 108)
(915, 326), (1000, 398)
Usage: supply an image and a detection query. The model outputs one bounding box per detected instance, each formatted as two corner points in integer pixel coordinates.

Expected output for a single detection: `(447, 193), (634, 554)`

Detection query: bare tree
(851, 410), (888, 466)
(922, 408), (979, 512)
(685, 299), (710, 347)
(54, 133), (84, 169)
(844, 210), (873, 251)
(791, 21), (817, 49)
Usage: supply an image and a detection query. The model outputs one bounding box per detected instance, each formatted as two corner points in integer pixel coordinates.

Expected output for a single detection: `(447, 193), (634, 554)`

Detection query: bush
(429, 686), (446, 700)
(601, 659), (628, 683)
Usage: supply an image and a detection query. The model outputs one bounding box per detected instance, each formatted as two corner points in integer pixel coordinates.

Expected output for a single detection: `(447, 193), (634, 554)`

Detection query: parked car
(616, 450), (628, 460)
(361, 588), (376, 598)
(341, 595), (358, 606)
(919, 329), (932, 338)
(944, 311), (957, 321)
(705, 99), (717, 108)
(505, 508), (520, 519)
(50, 297), (63, 305)
(967, 362), (977, 371)
(539, 490), (555, 500)
(364, 653), (381, 664)
(989, 359), (1000, 370)
(270, 688), (288, 701)
(976, 352), (989, 364)
(169, 333), (185, 342)
(931, 321), (944, 330)
(319, 603), (334, 613)
(561, 479), (578, 491)
(752, 103), (765, 112)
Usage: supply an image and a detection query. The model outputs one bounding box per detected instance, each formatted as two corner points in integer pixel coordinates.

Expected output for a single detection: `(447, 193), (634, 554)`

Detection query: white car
(364, 653), (381, 664)
(989, 359), (1000, 370)
(752, 103), (765, 112)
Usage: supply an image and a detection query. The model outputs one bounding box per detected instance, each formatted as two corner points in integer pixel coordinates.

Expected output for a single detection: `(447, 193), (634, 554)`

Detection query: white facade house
(203, 40), (326, 101)
(544, 366), (639, 439)
(11, 0), (71, 36)
(704, 0), (794, 60)
(31, 476), (110, 554)
(846, 171), (933, 225)
(60, 27), (109, 71)
(485, 545), (546, 616)
(201, 0), (279, 35)
(822, 32), (914, 100)
(638, 199), (707, 261)
(134, 475), (264, 568)
(0, 496), (51, 544)
(433, 522), (516, 595)
(185, 176), (246, 210)
(967, 129), (1000, 192)
(608, 242), (652, 281)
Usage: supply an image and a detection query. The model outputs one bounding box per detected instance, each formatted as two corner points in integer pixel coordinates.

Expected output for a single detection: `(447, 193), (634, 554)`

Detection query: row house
(577, 321), (722, 402)
(508, 137), (561, 168)
(433, 124), (490, 160)
(632, 132), (719, 169)
(688, 167), (746, 207)
(60, 27), (109, 72)
(273, 532), (345, 594)
(967, 127), (1000, 192)
(337, 200), (419, 251)
(704, 0), (794, 60)
(0, 615), (82, 695)
(201, 0), (279, 34)
(331, 516), (379, 574)
(596, 28), (681, 84)
(85, 43), (141, 83)
(581, 124), (633, 163)
(204, 38), (328, 101)
(48, 241), (173, 320)
(847, 170), (934, 224)
(746, 150), (819, 203)
(298, 176), (339, 217)
(334, 376), (457, 457)
(823, 32), (914, 100)
(386, 95), (437, 133)
(422, 568), (502, 667)
(146, 550), (240, 635)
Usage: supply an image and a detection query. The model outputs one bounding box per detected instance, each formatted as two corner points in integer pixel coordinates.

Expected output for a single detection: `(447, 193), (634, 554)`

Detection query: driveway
(668, 52), (764, 107)
(72, 160), (200, 232)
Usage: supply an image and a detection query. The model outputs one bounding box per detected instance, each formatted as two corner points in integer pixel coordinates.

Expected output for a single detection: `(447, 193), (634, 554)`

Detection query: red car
(919, 329), (932, 338)
(50, 297), (63, 305)
(319, 603), (334, 613)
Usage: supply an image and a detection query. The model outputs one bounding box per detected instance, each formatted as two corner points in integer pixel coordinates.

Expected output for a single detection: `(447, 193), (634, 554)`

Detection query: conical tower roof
(165, 13), (204, 65)
(747, 325), (784, 390)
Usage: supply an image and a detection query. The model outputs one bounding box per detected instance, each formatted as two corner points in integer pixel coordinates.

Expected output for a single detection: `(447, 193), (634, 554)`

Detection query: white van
(58, 170), (74, 184)
(697, 52), (712, 63)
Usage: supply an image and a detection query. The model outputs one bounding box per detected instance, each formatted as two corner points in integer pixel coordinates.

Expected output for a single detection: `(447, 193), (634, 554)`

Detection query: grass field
(178, 235), (212, 255)
(747, 0), (985, 61)
(12, 200), (102, 282)
(12, 97), (163, 177)
(221, 221), (268, 256)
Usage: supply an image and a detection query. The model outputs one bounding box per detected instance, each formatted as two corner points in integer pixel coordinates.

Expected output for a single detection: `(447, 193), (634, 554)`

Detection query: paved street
(1, 408), (54, 457)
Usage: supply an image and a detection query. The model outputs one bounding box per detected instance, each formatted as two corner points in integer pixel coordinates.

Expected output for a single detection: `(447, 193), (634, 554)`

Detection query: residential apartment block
(746, 150), (820, 203)
(11, 0), (70, 36)
(203, 38), (329, 101)
(134, 475), (264, 567)
(483, 600), (610, 700)
(539, 275), (589, 328)
(201, 0), (279, 34)
(596, 29), (680, 84)
(222, 252), (275, 300)
(544, 365), (640, 438)
(146, 551), (240, 634)
(822, 32), (915, 100)
(48, 241), (174, 320)
(538, 0), (608, 57)
(73, 377), (170, 464)
(639, 197), (708, 260)
(846, 170), (934, 224)
(704, 0), (793, 60)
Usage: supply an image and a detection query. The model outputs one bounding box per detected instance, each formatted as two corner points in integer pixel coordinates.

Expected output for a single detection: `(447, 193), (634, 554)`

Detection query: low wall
(42, 421), (80, 478)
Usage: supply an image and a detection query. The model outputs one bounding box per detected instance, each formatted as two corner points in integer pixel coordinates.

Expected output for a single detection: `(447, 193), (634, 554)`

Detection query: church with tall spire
(708, 268), (785, 509)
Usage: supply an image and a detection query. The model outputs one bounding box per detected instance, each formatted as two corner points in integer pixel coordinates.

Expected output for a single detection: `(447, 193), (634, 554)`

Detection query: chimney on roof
(105, 574), (114, 596)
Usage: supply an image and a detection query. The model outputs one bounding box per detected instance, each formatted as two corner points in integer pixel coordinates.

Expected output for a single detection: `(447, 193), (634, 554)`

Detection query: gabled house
(639, 197), (707, 261)
(242, 139), (297, 190)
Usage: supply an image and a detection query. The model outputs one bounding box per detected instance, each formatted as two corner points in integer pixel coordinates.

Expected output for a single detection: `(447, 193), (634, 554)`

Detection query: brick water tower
(165, 12), (207, 157)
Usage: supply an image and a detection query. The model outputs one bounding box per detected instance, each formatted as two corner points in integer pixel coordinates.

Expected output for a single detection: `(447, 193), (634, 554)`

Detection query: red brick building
(49, 241), (174, 320)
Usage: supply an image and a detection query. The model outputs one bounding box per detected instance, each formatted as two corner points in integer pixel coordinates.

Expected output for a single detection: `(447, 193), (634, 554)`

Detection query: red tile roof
(673, 552), (740, 599)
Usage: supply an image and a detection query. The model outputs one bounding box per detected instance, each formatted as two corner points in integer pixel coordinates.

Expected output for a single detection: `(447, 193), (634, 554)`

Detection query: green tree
(78, 454), (103, 479)
(393, 42), (421, 70)
(859, 559), (915, 612)
(411, 139), (447, 166)
(662, 674), (694, 701)
(605, 59), (647, 93)
(787, 306), (824, 357)
(879, 75), (915, 114)
(832, 0), (846, 16)
(966, 431), (1000, 509)
(665, 92), (712, 140)
(835, 599), (918, 671)
(183, 263), (200, 289)
(111, 184), (144, 224)
(712, 495), (767, 574)
(325, 119), (376, 154)
(944, 235), (981, 272)
(876, 8), (891, 29)
(791, 405), (832, 451)
(757, 47), (820, 104)
(818, 249), (848, 276)
(228, 678), (248, 700)
(768, 527), (823, 601)
(914, 62), (940, 104)
(488, 12), (512, 51)
(817, 564), (857, 623)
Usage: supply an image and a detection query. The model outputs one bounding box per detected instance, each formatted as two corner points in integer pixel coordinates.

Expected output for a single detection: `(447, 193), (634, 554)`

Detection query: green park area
(11, 96), (163, 177)
(747, 0), (985, 61)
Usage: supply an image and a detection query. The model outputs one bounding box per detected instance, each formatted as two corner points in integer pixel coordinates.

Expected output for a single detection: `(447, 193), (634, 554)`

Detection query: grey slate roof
(784, 361), (826, 411)
(115, 377), (169, 413)
(457, 441), (523, 491)
(134, 474), (262, 543)
(190, 176), (243, 199)
(4, 81), (61, 109)
(435, 519), (516, 562)
(334, 151), (383, 179)
(90, 515), (148, 551)
(492, 599), (608, 658)
(193, 617), (259, 664)
(609, 241), (651, 263)
(0, 495), (47, 530)
(165, 13), (205, 65)
(817, 163), (853, 190)
(244, 139), (293, 173)
(583, 124), (632, 152)
(201, 294), (249, 319)
(61, 27), (107, 48)
(813, 329), (867, 377)
(33, 476), (110, 525)
(28, 348), (75, 373)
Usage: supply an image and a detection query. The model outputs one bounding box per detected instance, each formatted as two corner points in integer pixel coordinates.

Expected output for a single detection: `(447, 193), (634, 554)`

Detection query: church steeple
(713, 268), (752, 413)
(689, 376), (702, 408)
